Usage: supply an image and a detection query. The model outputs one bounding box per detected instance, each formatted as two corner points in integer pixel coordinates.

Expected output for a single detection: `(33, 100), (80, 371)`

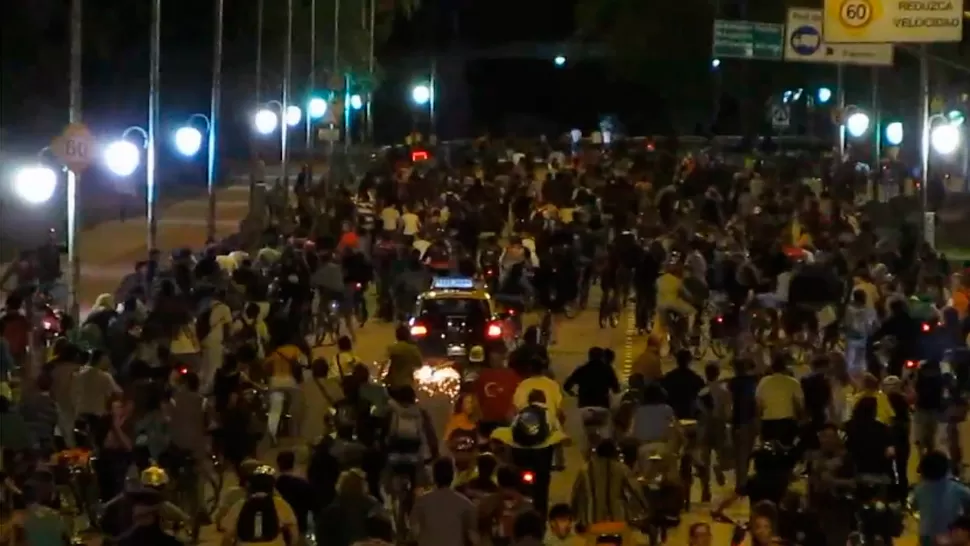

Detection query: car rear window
(417, 298), (489, 327)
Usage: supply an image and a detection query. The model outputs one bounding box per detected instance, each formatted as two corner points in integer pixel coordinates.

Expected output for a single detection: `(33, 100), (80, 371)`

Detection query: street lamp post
(67, 0), (83, 321)
(148, 0), (161, 252)
(306, 0), (316, 151)
(282, 0), (294, 196)
(208, 0), (224, 242)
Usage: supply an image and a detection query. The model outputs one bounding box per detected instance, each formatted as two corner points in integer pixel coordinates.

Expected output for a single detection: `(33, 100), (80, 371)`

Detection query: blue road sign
(790, 25), (821, 56)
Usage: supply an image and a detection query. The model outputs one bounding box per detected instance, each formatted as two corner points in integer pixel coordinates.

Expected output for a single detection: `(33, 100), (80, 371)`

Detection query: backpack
(510, 405), (551, 448)
(387, 405), (424, 452)
(234, 494), (281, 543)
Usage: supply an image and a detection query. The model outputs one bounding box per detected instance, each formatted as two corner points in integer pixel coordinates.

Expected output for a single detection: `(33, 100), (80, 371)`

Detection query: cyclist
(655, 261), (697, 343)
(491, 389), (568, 517)
(220, 465), (299, 546)
(383, 386), (438, 521)
(477, 465), (534, 546)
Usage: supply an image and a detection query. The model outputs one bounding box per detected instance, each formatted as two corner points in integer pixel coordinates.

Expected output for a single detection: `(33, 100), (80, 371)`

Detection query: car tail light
(906, 360), (919, 369)
(486, 322), (503, 339)
(521, 470), (535, 484)
(922, 322), (931, 333)
(410, 324), (428, 337)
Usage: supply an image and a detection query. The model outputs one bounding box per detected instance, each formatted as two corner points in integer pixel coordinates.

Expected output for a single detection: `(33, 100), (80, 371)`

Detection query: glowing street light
(254, 108), (279, 135)
(104, 141), (141, 177)
(931, 123), (961, 155)
(885, 121), (904, 146)
(174, 126), (203, 157)
(411, 84), (431, 106)
(817, 87), (832, 104)
(14, 166), (58, 204)
(845, 111), (871, 138)
(947, 109), (966, 126)
(308, 97), (328, 119)
(711, 58), (721, 69)
(285, 105), (302, 127)
(349, 94), (363, 110)
(103, 126), (148, 177)
(554, 55), (566, 67)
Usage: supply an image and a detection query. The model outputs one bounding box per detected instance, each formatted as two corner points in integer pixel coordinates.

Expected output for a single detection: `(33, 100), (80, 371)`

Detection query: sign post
(822, 0), (964, 43)
(783, 8), (893, 65)
(712, 20), (785, 60)
(51, 123), (96, 174)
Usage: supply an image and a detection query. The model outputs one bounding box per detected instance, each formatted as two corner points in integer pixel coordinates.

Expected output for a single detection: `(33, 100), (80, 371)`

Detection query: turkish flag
(473, 367), (521, 423)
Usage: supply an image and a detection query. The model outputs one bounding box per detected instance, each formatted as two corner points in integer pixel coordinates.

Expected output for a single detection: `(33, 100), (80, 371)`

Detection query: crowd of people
(0, 141), (968, 546)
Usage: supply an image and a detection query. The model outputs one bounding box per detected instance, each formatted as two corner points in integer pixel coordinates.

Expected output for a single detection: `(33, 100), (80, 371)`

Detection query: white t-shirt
(755, 373), (803, 420)
(401, 212), (421, 236)
(381, 207), (401, 231)
(202, 301), (233, 347)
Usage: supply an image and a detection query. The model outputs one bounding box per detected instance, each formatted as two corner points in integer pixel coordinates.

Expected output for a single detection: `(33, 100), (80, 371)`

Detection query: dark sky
(0, 0), (596, 154)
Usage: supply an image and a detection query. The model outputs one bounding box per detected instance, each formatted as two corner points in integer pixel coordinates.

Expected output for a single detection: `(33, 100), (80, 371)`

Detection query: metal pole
(919, 44), (931, 219)
(256, 0), (264, 106)
(429, 59), (437, 138)
(366, 0), (376, 142)
(67, 0), (82, 324)
(147, 0), (160, 251)
(333, 0), (340, 78)
(306, 0), (316, 151)
(281, 0), (293, 194)
(344, 73), (352, 146)
(836, 63), (846, 155)
(872, 67), (881, 165)
(207, 0), (224, 242)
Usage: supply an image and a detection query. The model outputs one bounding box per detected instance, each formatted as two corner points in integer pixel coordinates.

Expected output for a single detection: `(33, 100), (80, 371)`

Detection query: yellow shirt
(656, 273), (683, 307)
(220, 494), (298, 546)
(853, 280), (880, 311)
(755, 373), (804, 420)
(850, 391), (895, 425)
(264, 345), (305, 383)
(513, 376), (563, 425)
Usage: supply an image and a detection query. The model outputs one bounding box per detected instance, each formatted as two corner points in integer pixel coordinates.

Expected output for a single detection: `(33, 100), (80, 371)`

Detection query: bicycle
(387, 464), (419, 544)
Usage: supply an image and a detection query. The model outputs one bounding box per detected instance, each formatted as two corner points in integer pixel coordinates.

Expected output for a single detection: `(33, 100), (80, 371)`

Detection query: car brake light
(486, 322), (503, 339)
(922, 323), (931, 333)
(906, 360), (919, 369)
(410, 324), (428, 337)
(521, 470), (535, 484)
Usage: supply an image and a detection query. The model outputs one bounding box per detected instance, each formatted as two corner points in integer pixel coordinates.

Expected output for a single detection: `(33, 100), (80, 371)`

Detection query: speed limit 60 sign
(822, 0), (963, 43)
(52, 123), (96, 173)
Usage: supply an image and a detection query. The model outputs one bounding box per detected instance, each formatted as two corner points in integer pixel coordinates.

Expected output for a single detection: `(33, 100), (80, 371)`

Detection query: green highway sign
(712, 20), (784, 61)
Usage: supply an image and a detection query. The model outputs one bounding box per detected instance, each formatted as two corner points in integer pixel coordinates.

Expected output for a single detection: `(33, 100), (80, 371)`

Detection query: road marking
(621, 298), (637, 383)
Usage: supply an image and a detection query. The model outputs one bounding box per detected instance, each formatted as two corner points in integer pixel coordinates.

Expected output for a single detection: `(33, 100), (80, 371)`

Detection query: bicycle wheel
(691, 334), (709, 360)
(709, 337), (729, 358)
(205, 455), (225, 517)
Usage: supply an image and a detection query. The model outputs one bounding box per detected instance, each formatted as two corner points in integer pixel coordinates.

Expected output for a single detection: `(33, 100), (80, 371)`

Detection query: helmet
(248, 464), (277, 493)
(140, 465), (169, 488)
(469, 346), (485, 363)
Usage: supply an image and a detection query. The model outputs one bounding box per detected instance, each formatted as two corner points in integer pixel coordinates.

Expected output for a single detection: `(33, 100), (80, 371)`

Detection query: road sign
(822, 0), (964, 43)
(784, 8), (893, 65)
(51, 123), (96, 173)
(712, 20), (785, 60)
(771, 105), (791, 129)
